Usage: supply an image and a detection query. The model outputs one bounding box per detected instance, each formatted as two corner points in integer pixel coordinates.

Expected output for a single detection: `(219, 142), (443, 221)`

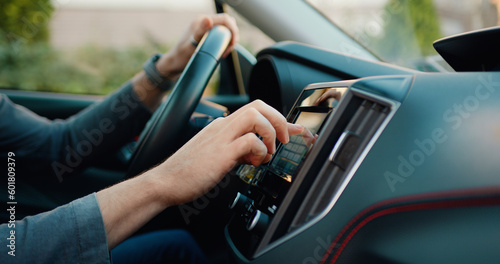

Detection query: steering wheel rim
(127, 26), (232, 177)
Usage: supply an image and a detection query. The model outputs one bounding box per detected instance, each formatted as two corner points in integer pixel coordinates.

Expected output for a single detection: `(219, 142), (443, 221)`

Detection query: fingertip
(284, 124), (304, 144)
(281, 134), (290, 145)
(292, 124), (305, 130)
(269, 140), (276, 155)
(263, 153), (273, 164)
(251, 153), (272, 166)
(222, 48), (232, 59)
(232, 35), (239, 47)
(291, 123), (304, 133)
(224, 42), (237, 57)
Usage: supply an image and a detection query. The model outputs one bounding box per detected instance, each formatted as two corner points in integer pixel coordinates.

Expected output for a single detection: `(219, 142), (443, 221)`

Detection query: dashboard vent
(289, 89), (393, 230)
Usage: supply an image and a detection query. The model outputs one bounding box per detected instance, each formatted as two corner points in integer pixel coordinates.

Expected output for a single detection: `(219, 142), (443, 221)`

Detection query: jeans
(111, 229), (209, 264)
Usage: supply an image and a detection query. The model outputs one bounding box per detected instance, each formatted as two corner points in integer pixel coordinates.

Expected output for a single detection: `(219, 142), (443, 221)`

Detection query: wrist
(143, 53), (177, 92)
(145, 164), (178, 208)
(156, 52), (181, 81)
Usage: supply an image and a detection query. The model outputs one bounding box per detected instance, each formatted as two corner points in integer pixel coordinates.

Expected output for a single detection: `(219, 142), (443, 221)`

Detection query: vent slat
(289, 91), (391, 232)
(344, 100), (370, 132)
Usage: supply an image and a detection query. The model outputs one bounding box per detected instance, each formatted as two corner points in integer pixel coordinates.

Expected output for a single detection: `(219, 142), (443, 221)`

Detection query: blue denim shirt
(0, 82), (152, 263)
(0, 193), (110, 263)
(0, 82), (151, 183)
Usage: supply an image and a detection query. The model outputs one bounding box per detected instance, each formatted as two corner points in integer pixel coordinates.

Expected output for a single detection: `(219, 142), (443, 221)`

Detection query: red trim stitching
(319, 186), (500, 264)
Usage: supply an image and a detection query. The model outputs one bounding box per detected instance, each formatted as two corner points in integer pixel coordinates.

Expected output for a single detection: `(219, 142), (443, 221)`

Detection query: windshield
(306, 0), (499, 71)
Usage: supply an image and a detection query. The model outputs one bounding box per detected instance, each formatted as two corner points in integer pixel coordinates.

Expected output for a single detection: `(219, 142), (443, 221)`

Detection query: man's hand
(132, 14), (239, 112)
(153, 100), (303, 206)
(156, 14), (239, 81)
(97, 100), (300, 249)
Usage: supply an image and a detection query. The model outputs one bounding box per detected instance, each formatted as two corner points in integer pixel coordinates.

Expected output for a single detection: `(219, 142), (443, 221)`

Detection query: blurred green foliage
(370, 0), (442, 69)
(65, 44), (171, 95)
(408, 0), (442, 55)
(0, 36), (172, 95)
(0, 0), (53, 44)
(0, 1), (177, 95)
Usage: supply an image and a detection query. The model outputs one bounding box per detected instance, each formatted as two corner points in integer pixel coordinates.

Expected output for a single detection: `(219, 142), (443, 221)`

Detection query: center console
(225, 79), (398, 259)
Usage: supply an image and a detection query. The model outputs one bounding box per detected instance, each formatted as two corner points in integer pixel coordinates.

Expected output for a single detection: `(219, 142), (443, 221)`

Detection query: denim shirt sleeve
(0, 81), (152, 183)
(0, 193), (110, 264)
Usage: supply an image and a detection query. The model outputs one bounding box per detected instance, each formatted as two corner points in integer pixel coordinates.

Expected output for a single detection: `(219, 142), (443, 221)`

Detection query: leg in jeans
(111, 229), (209, 264)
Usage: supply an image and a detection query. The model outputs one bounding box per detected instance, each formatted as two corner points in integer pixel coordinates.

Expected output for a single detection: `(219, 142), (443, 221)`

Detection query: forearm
(45, 82), (152, 181)
(95, 100), (303, 250)
(96, 167), (168, 249)
(0, 85), (152, 182)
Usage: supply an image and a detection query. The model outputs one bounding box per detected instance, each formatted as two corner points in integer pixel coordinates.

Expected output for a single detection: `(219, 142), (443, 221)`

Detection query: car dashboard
(224, 41), (500, 263)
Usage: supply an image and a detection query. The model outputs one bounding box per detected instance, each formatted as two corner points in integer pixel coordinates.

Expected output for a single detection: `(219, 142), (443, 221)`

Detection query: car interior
(2, 0), (500, 263)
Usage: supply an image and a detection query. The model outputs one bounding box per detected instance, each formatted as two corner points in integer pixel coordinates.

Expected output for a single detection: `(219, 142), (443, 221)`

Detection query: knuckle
(241, 133), (257, 148)
(214, 116), (225, 122)
(244, 107), (260, 119)
(253, 99), (265, 105)
(248, 99), (265, 111)
(209, 117), (224, 126)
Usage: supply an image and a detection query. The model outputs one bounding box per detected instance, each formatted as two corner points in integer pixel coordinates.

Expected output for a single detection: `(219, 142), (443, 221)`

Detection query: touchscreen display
(235, 87), (346, 185)
(270, 111), (329, 181)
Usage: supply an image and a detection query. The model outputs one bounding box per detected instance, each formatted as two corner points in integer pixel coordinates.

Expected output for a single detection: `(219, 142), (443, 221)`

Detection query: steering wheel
(126, 26), (232, 177)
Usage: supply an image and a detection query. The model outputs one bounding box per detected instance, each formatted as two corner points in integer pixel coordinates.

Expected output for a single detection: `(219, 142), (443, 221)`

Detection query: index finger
(227, 100), (291, 144)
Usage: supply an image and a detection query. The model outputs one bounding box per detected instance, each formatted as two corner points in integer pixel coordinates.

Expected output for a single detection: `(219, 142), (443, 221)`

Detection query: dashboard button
(247, 209), (269, 234)
(230, 192), (252, 212)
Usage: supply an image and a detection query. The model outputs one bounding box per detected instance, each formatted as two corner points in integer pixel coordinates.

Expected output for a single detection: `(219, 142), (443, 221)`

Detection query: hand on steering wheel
(127, 25), (233, 178)
(156, 14), (239, 81)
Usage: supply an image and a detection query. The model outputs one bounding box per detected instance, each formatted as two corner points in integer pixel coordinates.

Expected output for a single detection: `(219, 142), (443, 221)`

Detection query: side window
(0, 1), (217, 95)
(306, 0), (499, 71)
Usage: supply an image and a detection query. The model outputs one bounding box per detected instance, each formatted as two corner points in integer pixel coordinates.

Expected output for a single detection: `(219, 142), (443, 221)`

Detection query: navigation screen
(270, 111), (329, 181)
